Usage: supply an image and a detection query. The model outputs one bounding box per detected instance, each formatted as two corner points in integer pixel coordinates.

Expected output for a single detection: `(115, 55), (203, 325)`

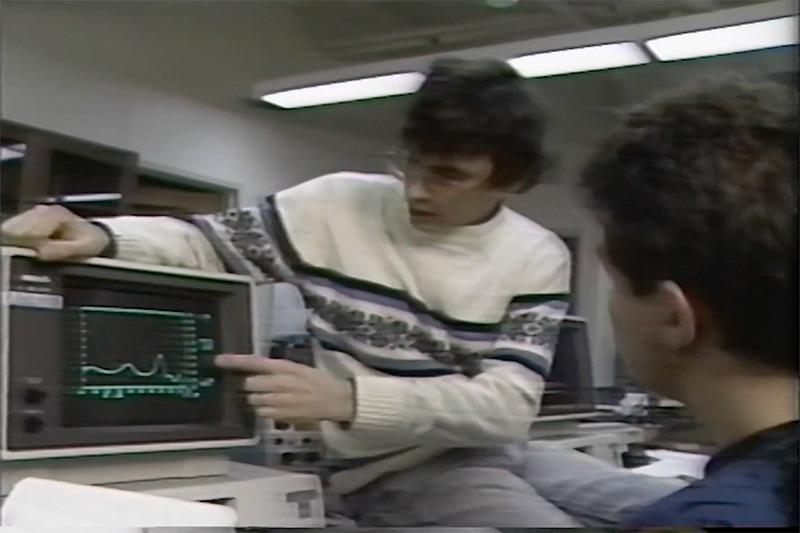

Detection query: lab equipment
(0, 247), (326, 527)
(1, 247), (255, 462)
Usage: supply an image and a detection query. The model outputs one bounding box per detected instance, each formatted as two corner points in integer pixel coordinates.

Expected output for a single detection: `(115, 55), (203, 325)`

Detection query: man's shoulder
(501, 209), (570, 264)
(297, 171), (398, 197)
(274, 172), (399, 217)
(493, 210), (571, 295)
(624, 459), (797, 528)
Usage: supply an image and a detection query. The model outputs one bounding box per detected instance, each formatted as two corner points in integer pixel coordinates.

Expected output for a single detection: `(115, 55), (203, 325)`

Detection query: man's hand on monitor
(0, 204), (110, 261)
(215, 354), (356, 424)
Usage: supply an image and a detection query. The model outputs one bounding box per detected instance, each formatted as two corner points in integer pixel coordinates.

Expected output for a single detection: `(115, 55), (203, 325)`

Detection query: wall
(506, 48), (797, 386)
(5, 84), (375, 205)
(1, 46), (383, 206)
(3, 1), (795, 386)
(0, 2), (389, 347)
(0, 1), (386, 205)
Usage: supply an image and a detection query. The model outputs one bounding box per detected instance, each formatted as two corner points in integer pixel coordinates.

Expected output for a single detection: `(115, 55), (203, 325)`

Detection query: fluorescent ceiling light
(646, 16), (798, 61)
(1, 146), (25, 161)
(41, 193), (123, 204)
(508, 42), (649, 78)
(261, 72), (425, 109)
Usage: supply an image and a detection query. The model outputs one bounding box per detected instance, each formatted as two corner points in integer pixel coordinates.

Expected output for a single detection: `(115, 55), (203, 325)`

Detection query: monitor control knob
(23, 416), (45, 434)
(23, 387), (47, 405)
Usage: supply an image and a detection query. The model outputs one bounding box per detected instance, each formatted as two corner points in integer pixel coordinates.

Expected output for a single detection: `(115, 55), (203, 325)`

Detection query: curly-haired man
(581, 75), (798, 528)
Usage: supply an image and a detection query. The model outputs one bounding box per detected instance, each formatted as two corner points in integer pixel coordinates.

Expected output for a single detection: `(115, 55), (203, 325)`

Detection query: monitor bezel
(1, 246), (259, 460)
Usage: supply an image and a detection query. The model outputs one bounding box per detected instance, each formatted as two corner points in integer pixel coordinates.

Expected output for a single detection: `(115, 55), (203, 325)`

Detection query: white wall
(263, 23), (795, 385)
(507, 47), (797, 386)
(1, 2), (389, 347)
(1, 46), (382, 205)
(3, 1), (795, 386)
(1, 1), (386, 205)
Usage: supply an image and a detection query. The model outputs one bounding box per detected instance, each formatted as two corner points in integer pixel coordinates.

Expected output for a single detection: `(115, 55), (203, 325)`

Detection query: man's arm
(321, 296), (570, 451)
(1, 173), (354, 281)
(95, 173), (360, 281)
(92, 215), (226, 272)
(0, 202), (286, 283)
(95, 205), (292, 283)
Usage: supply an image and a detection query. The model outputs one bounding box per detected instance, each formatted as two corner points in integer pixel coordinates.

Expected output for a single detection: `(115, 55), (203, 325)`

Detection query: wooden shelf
(1, 120), (237, 219)
(1, 120), (137, 218)
(129, 166), (236, 215)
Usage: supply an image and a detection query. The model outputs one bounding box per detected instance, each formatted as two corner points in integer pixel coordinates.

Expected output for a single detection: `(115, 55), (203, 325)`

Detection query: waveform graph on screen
(71, 306), (218, 402)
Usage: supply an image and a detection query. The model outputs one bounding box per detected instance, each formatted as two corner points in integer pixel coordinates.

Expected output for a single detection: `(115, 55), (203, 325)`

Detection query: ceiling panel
(281, 0), (773, 63)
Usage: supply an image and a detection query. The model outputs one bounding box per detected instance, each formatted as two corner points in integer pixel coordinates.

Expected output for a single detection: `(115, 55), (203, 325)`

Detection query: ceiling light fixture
(484, 0), (519, 8)
(508, 42), (650, 78)
(260, 72), (425, 109)
(645, 16), (798, 61)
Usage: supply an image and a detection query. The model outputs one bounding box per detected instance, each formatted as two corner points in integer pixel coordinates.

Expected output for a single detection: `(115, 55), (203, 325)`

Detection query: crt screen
(61, 276), (225, 427)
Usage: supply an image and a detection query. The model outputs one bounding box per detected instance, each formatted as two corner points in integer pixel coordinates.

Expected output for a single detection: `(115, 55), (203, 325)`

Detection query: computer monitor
(539, 316), (596, 416)
(1, 247), (256, 460)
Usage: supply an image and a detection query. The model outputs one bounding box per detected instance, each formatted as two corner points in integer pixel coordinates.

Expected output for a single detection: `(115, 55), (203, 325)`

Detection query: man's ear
(655, 281), (698, 350)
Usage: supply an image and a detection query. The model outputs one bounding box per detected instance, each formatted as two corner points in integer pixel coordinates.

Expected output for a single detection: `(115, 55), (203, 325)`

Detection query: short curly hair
(402, 57), (548, 192)
(582, 75), (798, 373)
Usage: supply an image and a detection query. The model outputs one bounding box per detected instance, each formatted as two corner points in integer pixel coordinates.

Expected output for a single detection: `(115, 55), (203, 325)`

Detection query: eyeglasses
(385, 150), (488, 191)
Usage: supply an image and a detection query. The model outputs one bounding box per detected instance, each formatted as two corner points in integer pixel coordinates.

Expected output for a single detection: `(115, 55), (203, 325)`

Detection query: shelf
(1, 120), (137, 218)
(129, 167), (237, 215)
(1, 121), (238, 218)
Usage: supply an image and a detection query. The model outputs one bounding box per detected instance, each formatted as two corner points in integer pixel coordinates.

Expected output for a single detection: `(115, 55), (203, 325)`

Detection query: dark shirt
(622, 420), (799, 529)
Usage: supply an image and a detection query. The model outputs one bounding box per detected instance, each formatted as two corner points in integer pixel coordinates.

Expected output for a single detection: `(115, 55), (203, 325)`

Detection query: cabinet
(1, 120), (137, 218)
(130, 165), (236, 216)
(1, 121), (237, 219)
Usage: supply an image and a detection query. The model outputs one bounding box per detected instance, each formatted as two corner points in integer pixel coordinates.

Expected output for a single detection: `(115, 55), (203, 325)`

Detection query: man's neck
(464, 202), (502, 226)
(680, 356), (798, 449)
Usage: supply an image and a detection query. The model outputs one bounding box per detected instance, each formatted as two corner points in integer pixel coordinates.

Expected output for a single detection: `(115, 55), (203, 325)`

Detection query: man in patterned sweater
(1, 59), (675, 526)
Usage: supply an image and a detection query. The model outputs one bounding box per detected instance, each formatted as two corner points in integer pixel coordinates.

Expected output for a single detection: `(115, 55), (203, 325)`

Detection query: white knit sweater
(98, 172), (571, 493)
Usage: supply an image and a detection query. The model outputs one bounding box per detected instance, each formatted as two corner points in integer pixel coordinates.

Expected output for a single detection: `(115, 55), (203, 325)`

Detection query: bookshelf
(1, 120), (137, 218)
(1, 121), (237, 219)
(131, 164), (237, 216)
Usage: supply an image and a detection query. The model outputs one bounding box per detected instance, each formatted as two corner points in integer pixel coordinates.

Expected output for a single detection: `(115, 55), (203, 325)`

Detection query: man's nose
(406, 175), (432, 202)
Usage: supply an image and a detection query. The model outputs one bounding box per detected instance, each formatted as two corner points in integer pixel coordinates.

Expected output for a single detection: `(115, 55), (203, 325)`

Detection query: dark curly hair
(402, 57), (548, 192)
(582, 75), (798, 373)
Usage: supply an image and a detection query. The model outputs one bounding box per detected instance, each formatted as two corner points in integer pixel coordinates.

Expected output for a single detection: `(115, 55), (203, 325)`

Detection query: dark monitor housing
(265, 318), (596, 418)
(540, 316), (595, 416)
(1, 248), (256, 460)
